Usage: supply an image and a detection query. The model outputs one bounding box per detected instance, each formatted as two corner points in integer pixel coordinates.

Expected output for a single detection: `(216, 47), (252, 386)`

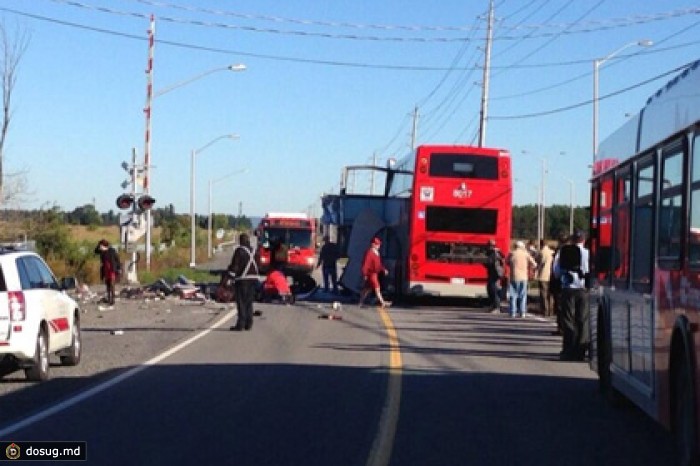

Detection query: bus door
(609, 156), (658, 410)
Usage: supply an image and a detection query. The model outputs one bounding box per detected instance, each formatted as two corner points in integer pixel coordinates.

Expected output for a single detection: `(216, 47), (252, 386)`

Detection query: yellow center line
(366, 306), (403, 466)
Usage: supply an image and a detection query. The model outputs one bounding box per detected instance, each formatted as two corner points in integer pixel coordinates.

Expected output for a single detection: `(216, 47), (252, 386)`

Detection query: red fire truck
(254, 213), (317, 292)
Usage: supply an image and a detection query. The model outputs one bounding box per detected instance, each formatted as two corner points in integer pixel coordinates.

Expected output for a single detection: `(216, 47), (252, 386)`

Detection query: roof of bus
(415, 144), (510, 157)
(597, 59), (700, 173)
(264, 212), (310, 219)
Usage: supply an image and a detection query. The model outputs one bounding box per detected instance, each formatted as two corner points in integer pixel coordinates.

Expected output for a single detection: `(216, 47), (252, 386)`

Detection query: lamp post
(564, 177), (575, 235)
(190, 134), (240, 268)
(208, 168), (248, 258)
(149, 62), (246, 270)
(154, 63), (247, 99)
(522, 151), (548, 244)
(592, 40), (652, 166)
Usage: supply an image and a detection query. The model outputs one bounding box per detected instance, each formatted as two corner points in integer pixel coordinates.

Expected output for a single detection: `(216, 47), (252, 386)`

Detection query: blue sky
(1, 0), (699, 218)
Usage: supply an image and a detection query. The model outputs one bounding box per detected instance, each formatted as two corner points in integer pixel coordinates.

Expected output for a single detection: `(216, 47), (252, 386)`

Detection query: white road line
(0, 310), (235, 438)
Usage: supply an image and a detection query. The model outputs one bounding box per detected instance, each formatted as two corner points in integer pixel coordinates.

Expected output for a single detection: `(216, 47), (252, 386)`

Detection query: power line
(124, 0), (700, 39)
(46, 0), (472, 43)
(491, 18), (700, 101)
(489, 62), (690, 120)
(39, 0), (700, 42)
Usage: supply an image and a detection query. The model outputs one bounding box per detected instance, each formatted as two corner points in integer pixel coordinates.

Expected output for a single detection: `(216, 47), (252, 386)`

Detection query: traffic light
(116, 194), (135, 210)
(137, 195), (156, 211)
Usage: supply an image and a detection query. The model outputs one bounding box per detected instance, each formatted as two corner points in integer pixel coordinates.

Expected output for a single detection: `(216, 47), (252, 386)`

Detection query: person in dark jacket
(94, 239), (120, 305)
(485, 239), (505, 313)
(316, 235), (340, 294)
(228, 233), (260, 331)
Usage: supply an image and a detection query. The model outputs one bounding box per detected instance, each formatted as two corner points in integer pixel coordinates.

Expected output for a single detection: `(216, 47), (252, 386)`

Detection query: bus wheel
(597, 311), (624, 407)
(674, 354), (700, 466)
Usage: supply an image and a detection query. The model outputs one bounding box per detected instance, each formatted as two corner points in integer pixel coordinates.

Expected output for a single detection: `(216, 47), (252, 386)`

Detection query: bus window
(632, 158), (655, 292)
(429, 153), (498, 180)
(658, 144), (685, 268)
(689, 134), (700, 266)
(613, 171), (631, 288)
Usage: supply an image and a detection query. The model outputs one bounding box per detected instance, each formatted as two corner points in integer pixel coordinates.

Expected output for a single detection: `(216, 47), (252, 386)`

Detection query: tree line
(512, 204), (589, 241)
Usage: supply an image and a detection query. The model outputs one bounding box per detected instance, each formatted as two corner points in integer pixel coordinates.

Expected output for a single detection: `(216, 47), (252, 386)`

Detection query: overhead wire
(489, 62), (692, 120)
(491, 18), (700, 101)
(492, 0), (552, 59)
(37, 0), (700, 41)
(497, 1), (606, 71)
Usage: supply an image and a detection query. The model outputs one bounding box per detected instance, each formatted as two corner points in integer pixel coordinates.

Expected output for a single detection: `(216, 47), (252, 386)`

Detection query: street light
(522, 151), (548, 244)
(146, 62), (247, 270)
(208, 168), (249, 258)
(154, 63), (247, 99)
(592, 40), (652, 166)
(190, 134), (240, 268)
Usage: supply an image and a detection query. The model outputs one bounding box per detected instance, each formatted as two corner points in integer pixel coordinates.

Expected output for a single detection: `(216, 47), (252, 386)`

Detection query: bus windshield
(262, 228), (313, 248)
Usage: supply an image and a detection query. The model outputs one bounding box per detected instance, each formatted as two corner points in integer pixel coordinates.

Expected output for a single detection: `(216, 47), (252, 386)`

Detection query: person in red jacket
(94, 239), (121, 305)
(358, 237), (391, 308)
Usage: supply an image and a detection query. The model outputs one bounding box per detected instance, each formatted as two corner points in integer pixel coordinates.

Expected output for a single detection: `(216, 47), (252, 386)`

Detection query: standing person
(228, 233), (260, 331)
(527, 239), (541, 280)
(269, 236), (288, 273)
(537, 239), (555, 317)
(549, 233), (569, 336)
(358, 237), (391, 308)
(485, 239), (505, 314)
(94, 239), (121, 306)
(553, 230), (590, 361)
(316, 235), (340, 294)
(507, 241), (537, 318)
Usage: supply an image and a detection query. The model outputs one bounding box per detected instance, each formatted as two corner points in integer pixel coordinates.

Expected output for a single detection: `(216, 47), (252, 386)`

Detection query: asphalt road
(0, 288), (676, 466)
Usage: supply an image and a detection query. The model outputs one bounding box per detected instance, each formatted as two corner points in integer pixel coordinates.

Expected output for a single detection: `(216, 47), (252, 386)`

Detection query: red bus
(589, 59), (700, 464)
(322, 144), (511, 299)
(254, 212), (317, 282)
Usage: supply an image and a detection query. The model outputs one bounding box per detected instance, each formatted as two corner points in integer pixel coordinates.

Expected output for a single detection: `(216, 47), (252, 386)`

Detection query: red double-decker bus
(322, 144), (511, 299)
(588, 59), (700, 464)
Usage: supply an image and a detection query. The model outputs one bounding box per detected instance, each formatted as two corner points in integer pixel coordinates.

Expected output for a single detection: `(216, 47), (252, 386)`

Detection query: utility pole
(411, 106), (419, 150)
(478, 0), (494, 148)
(143, 15), (155, 270)
(370, 152), (377, 195)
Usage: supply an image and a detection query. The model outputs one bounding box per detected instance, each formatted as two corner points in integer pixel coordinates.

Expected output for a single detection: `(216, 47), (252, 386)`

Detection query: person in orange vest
(358, 237), (391, 308)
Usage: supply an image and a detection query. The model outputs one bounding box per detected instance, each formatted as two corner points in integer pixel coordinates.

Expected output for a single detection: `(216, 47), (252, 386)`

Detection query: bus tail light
(419, 157), (428, 174)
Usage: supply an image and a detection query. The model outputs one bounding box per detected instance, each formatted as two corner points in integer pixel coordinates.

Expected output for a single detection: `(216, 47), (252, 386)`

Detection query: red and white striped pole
(143, 14), (155, 270)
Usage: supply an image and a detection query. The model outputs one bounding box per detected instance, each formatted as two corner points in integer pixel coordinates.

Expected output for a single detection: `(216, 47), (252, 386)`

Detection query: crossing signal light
(137, 195), (156, 211)
(116, 194), (135, 210)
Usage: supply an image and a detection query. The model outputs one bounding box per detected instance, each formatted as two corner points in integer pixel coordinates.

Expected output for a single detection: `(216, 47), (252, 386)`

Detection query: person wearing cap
(507, 240), (537, 317)
(316, 235), (340, 294)
(358, 237), (391, 308)
(552, 229), (590, 361)
(485, 239), (505, 313)
(94, 239), (121, 306)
